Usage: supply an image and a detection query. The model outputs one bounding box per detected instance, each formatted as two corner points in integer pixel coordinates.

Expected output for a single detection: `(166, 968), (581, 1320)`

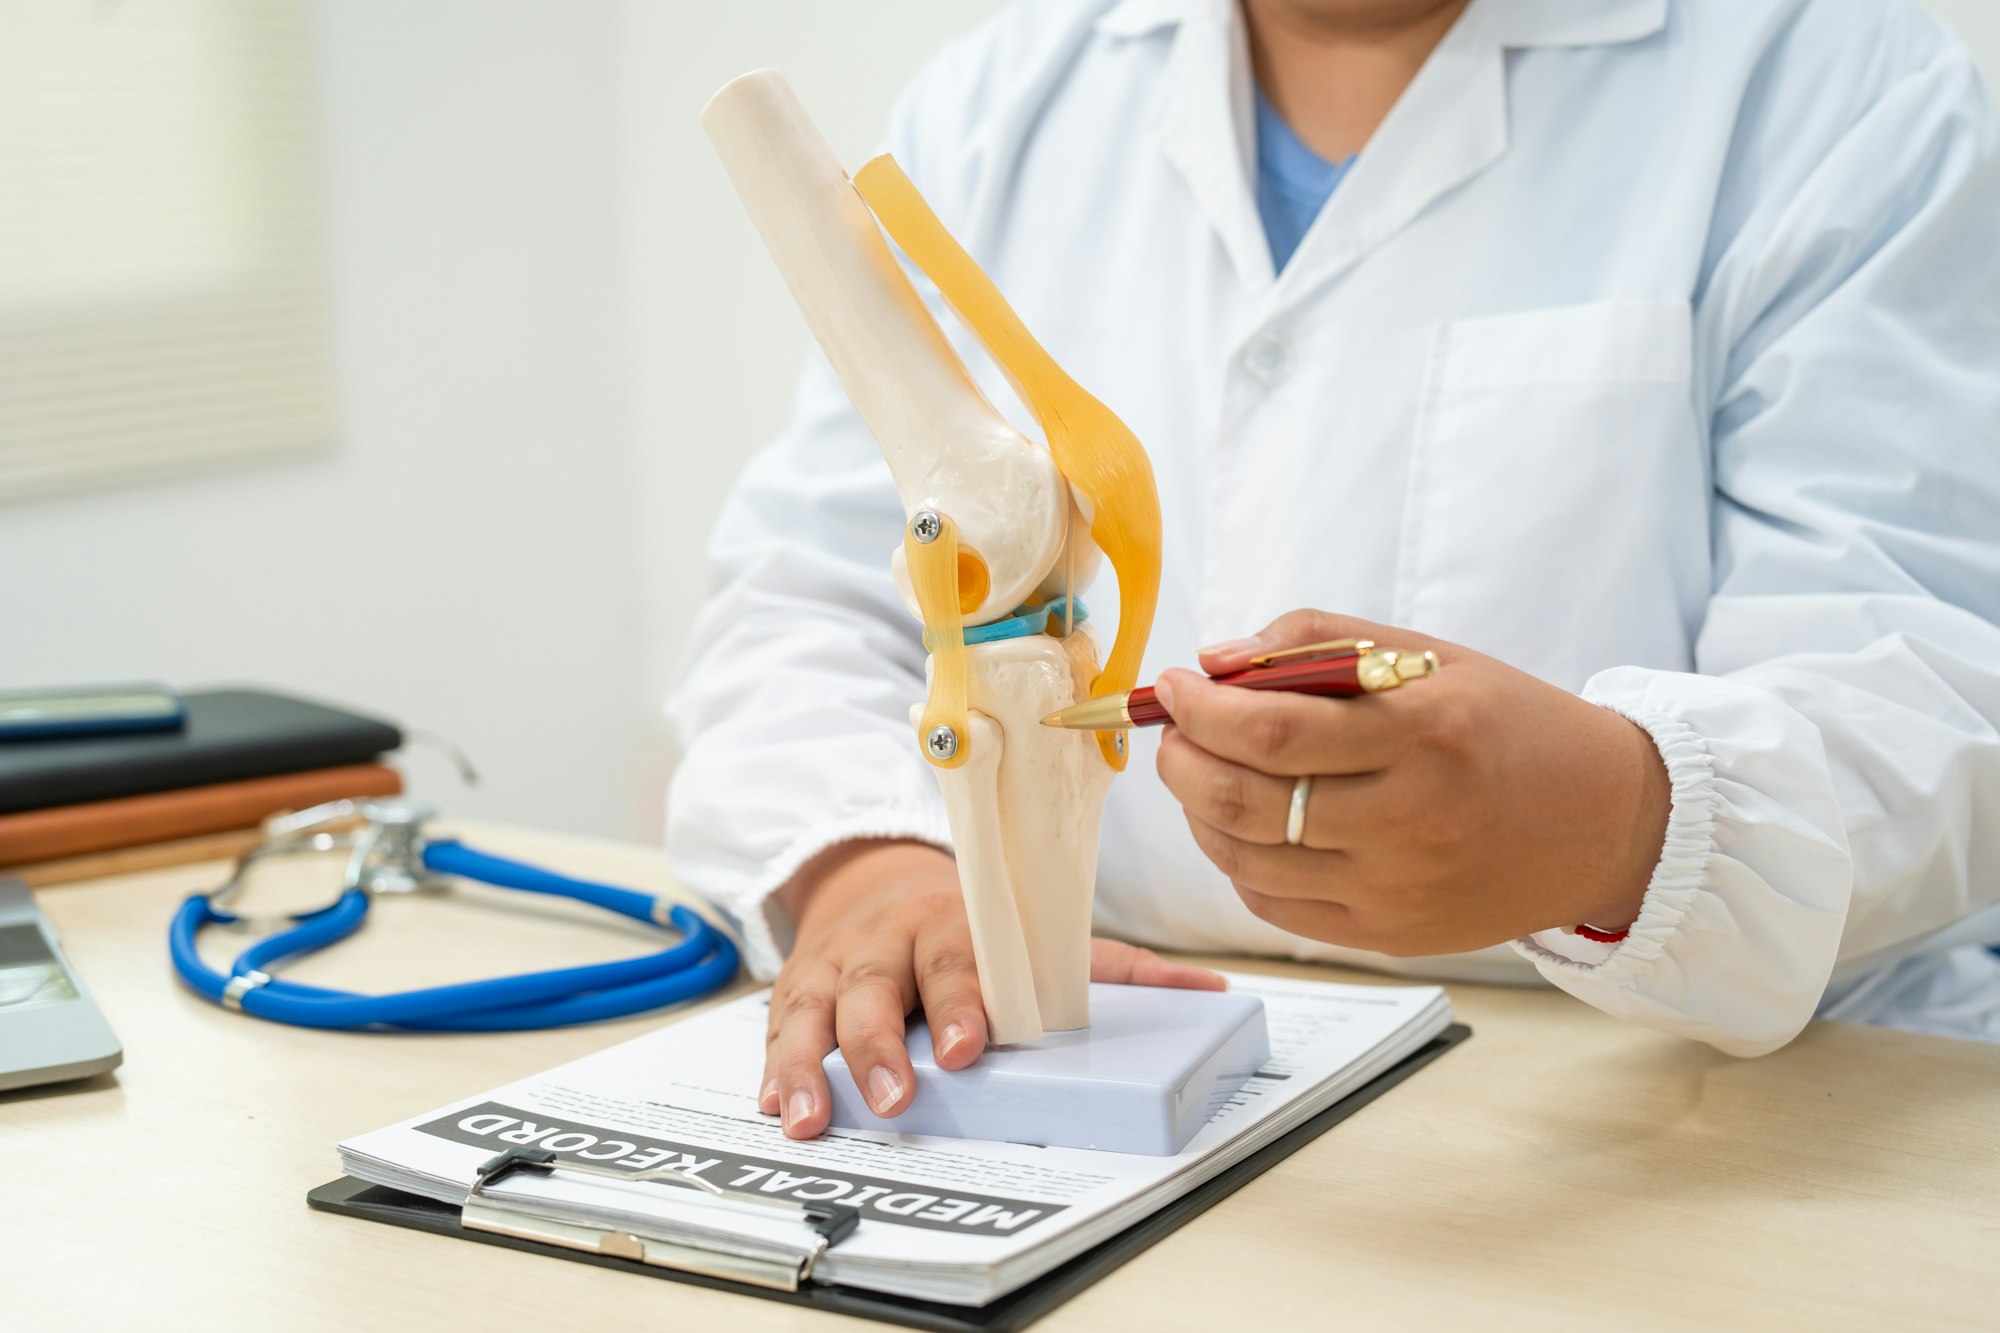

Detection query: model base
(823, 983), (1270, 1156)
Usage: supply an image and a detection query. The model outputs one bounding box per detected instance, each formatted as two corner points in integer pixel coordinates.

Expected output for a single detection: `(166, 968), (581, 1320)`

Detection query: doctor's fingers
(764, 962), (839, 1139)
(1157, 729), (1391, 847)
(1183, 814), (1362, 908)
(911, 913), (990, 1073)
(1233, 887), (1367, 951)
(830, 943), (923, 1123)
(1089, 938), (1229, 991)
(1155, 670), (1409, 777)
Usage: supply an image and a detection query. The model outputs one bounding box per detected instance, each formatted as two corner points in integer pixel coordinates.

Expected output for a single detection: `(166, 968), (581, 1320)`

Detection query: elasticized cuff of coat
(1511, 699), (1721, 988)
(705, 806), (957, 982)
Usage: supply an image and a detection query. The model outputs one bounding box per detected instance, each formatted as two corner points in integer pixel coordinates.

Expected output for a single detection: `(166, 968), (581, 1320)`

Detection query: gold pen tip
(1040, 710), (1065, 727)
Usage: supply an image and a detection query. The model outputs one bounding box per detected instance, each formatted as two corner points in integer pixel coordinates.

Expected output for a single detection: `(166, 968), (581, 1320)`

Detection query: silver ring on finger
(1286, 775), (1313, 847)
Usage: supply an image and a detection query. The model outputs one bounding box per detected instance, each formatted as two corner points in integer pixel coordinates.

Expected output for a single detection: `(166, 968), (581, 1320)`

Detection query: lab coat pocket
(1396, 301), (1705, 690)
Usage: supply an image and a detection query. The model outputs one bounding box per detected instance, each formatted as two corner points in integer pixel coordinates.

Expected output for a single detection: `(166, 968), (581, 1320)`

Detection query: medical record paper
(337, 974), (1452, 1306)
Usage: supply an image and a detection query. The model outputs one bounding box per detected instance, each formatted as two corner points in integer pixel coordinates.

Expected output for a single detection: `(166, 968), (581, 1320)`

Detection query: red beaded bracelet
(1570, 923), (1631, 944)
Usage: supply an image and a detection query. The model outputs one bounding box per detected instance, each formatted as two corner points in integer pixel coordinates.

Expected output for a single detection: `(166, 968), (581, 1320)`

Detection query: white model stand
(824, 984), (1269, 1155)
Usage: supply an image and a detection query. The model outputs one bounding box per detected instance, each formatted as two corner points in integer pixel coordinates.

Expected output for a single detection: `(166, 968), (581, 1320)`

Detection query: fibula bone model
(704, 71), (1161, 1044)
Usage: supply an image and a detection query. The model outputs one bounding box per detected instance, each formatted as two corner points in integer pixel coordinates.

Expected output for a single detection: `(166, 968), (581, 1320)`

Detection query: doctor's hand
(1155, 611), (1671, 958)
(761, 840), (1222, 1140)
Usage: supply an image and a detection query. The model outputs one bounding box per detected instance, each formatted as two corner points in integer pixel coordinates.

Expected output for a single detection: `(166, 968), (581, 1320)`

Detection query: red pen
(1040, 638), (1441, 730)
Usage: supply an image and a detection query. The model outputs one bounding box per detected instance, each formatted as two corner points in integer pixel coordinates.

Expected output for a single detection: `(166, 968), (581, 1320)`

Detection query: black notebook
(0, 688), (403, 815)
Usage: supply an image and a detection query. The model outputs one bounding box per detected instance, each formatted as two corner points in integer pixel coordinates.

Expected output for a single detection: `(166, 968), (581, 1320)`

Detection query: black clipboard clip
(463, 1146), (861, 1292)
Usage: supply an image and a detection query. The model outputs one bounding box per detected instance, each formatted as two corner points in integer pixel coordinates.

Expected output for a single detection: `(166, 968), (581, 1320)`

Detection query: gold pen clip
(1249, 638), (1441, 692)
(1248, 638), (1370, 668)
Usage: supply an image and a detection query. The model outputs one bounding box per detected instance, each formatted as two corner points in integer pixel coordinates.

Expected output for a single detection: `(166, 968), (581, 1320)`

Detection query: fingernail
(1200, 637), (1257, 657)
(759, 1078), (779, 1113)
(785, 1089), (813, 1133)
(868, 1066), (905, 1116)
(938, 1023), (969, 1059)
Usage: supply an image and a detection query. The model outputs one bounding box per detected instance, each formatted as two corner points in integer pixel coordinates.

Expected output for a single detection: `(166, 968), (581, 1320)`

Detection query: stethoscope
(169, 798), (739, 1031)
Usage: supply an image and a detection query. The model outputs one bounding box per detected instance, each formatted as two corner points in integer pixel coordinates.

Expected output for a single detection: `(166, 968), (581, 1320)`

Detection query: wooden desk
(7, 822), (1997, 1331)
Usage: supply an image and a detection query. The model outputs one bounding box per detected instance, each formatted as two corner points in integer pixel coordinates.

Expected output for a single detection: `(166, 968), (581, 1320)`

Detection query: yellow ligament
(854, 156), (1161, 770)
(904, 510), (971, 769)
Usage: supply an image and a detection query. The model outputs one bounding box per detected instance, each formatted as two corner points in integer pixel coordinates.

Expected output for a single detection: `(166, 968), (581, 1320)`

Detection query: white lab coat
(667, 0), (2000, 1055)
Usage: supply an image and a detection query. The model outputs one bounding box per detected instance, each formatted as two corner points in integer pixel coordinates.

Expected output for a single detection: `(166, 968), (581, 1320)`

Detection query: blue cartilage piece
(962, 596), (1090, 645)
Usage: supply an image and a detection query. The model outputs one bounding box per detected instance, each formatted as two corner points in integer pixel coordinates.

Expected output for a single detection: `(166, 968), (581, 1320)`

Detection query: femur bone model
(704, 70), (1162, 1044)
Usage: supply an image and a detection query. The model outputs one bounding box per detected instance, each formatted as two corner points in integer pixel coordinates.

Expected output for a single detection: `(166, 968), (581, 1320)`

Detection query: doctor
(668, 0), (2000, 1138)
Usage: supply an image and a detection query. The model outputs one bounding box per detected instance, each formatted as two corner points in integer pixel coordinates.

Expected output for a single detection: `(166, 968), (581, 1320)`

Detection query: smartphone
(0, 878), (123, 1092)
(0, 684), (185, 742)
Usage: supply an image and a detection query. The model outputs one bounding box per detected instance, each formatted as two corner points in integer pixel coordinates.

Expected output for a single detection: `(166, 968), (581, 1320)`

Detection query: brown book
(11, 828), (269, 888)
(0, 763), (403, 867)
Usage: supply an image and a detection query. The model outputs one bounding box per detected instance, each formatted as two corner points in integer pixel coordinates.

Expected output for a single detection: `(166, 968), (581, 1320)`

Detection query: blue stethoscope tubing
(169, 839), (739, 1031)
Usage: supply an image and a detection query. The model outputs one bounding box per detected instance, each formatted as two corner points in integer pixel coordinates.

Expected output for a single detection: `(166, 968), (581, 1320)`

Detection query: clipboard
(309, 1022), (1469, 1333)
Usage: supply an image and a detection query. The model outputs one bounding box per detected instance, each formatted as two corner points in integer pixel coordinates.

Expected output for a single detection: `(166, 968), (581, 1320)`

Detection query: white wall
(0, 0), (646, 836)
(1926, 0), (2000, 81)
(619, 0), (1006, 839)
(0, 0), (1002, 844)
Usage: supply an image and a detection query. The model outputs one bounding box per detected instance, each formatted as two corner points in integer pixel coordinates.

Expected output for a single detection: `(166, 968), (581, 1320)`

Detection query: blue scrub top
(1254, 89), (1355, 272)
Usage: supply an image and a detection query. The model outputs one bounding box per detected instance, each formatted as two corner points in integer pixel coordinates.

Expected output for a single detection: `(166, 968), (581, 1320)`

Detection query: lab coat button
(1242, 335), (1290, 384)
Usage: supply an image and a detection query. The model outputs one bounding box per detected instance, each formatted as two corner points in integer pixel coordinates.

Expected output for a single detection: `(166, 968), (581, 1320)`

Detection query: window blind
(0, 0), (333, 501)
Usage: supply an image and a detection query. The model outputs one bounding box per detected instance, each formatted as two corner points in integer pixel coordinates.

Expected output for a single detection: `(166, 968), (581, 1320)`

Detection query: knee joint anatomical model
(704, 71), (1161, 1044)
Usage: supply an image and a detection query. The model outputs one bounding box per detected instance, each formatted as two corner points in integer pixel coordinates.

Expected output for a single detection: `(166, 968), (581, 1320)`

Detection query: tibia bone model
(704, 71), (1161, 1044)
